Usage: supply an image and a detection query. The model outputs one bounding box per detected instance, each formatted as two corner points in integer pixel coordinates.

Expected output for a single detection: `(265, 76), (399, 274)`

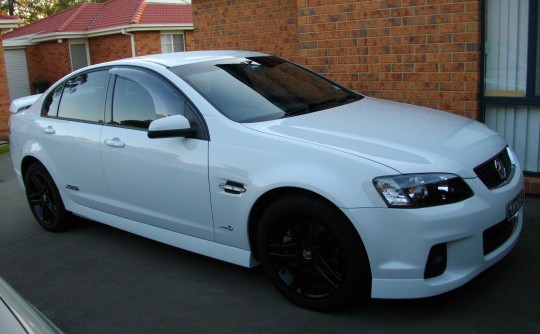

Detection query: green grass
(0, 144), (10, 155)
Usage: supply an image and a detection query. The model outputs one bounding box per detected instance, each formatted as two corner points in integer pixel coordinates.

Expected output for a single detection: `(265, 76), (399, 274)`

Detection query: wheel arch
(21, 155), (44, 181)
(247, 186), (365, 262)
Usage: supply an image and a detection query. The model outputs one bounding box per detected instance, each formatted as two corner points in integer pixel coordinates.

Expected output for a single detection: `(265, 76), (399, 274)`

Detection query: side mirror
(147, 115), (195, 139)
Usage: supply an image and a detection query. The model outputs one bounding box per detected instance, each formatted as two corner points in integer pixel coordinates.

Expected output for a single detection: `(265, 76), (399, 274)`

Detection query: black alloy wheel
(24, 162), (71, 232)
(257, 194), (370, 311)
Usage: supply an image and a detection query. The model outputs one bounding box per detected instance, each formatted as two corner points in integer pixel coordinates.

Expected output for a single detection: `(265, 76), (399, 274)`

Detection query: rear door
(37, 70), (111, 212)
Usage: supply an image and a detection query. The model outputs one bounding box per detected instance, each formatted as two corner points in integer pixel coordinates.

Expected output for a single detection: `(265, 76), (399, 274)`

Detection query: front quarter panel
(205, 116), (395, 250)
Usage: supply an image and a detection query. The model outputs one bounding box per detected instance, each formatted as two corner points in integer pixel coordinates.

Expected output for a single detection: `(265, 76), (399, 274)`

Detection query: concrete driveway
(0, 152), (539, 333)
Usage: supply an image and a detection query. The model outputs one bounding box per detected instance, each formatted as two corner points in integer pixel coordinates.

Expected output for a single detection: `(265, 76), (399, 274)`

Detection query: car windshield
(170, 56), (361, 122)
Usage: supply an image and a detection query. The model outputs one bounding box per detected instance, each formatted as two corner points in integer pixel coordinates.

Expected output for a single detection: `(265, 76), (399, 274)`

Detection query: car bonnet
(242, 97), (507, 178)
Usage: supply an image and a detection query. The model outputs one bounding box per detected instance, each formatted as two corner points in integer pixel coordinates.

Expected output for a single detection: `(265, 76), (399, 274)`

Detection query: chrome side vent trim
(219, 181), (246, 195)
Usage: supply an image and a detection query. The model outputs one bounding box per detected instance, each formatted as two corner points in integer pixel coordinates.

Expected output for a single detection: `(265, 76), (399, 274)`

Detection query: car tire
(24, 162), (71, 232)
(257, 193), (370, 311)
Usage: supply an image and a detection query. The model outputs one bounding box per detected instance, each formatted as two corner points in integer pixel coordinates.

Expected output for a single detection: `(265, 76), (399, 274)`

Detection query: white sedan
(8, 51), (524, 311)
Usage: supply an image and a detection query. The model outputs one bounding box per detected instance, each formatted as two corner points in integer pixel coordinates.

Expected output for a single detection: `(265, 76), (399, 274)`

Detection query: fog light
(424, 243), (447, 279)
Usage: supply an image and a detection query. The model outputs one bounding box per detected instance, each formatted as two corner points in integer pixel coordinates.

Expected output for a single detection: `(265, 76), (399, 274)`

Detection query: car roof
(113, 50), (269, 68)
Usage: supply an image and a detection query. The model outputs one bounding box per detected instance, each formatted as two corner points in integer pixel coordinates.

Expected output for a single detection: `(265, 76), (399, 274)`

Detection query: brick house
(0, 14), (23, 141)
(189, 0), (540, 193)
(2, 0), (193, 101)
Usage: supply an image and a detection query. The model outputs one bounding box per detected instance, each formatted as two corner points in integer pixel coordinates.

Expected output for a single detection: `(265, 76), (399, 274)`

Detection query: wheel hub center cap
(302, 248), (313, 260)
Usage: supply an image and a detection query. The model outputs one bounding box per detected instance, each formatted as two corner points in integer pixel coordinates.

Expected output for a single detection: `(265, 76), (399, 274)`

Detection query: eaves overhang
(0, 18), (23, 29)
(2, 23), (193, 47)
(86, 23), (193, 37)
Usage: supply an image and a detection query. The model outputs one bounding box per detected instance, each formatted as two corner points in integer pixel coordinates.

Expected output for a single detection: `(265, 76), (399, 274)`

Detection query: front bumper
(346, 173), (524, 299)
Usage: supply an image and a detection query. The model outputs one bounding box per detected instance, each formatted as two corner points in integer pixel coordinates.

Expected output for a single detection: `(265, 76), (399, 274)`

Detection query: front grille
(483, 217), (517, 255)
(474, 148), (513, 189)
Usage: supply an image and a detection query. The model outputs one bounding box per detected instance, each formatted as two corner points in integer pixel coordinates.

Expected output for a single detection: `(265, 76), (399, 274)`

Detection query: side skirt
(69, 202), (258, 268)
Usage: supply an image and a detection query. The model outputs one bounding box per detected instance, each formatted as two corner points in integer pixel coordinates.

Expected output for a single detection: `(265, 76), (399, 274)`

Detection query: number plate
(506, 191), (525, 220)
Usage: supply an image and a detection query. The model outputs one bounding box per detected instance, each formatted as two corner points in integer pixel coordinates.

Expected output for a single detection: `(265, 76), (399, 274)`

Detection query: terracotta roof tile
(88, 0), (146, 30)
(3, 0), (192, 40)
(140, 4), (192, 24)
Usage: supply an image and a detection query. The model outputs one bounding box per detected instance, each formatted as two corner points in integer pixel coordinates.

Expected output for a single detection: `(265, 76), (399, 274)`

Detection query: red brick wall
(192, 0), (300, 61)
(185, 30), (194, 51)
(89, 34), (133, 63)
(0, 37), (11, 140)
(192, 0), (481, 118)
(26, 41), (71, 93)
(299, 0), (481, 118)
(135, 32), (161, 55)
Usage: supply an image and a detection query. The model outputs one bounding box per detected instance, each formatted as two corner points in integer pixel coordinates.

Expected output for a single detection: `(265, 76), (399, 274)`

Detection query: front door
(100, 67), (214, 240)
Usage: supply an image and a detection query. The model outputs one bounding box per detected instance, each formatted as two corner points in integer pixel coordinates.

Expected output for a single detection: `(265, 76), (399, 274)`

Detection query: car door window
(53, 70), (109, 122)
(110, 68), (187, 130)
(43, 85), (63, 117)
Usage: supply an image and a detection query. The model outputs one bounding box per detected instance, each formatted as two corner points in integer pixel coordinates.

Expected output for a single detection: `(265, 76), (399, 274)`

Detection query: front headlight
(373, 174), (473, 208)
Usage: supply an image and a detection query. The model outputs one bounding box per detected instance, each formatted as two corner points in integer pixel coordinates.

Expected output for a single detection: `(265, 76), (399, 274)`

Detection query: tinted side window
(110, 68), (186, 129)
(43, 85), (64, 117)
(112, 76), (156, 129)
(57, 70), (109, 122)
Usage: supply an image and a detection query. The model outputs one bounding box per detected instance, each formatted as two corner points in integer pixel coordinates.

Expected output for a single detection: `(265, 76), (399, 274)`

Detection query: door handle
(42, 126), (56, 135)
(104, 138), (125, 148)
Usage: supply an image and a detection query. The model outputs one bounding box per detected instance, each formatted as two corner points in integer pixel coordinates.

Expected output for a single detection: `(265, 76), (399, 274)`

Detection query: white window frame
(160, 32), (185, 53)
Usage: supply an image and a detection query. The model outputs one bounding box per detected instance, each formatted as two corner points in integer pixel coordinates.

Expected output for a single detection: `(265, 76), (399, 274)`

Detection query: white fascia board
(31, 32), (87, 43)
(0, 20), (23, 29)
(85, 24), (193, 37)
(2, 24), (193, 46)
(2, 34), (38, 48)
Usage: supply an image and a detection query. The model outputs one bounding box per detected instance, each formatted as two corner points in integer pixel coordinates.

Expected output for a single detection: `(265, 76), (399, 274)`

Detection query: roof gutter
(122, 29), (136, 57)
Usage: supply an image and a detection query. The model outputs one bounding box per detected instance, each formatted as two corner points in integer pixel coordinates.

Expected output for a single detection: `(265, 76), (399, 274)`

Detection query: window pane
(161, 34), (172, 44)
(173, 34), (185, 52)
(57, 71), (108, 122)
(484, 0), (529, 97)
(43, 85), (63, 117)
(162, 44), (173, 53)
(172, 34), (182, 44)
(161, 34), (171, 53)
(111, 69), (186, 128)
(161, 34), (184, 53)
(69, 43), (89, 71)
(112, 77), (156, 129)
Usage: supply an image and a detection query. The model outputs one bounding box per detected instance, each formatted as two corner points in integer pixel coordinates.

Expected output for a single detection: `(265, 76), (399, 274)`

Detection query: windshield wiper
(282, 95), (358, 118)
